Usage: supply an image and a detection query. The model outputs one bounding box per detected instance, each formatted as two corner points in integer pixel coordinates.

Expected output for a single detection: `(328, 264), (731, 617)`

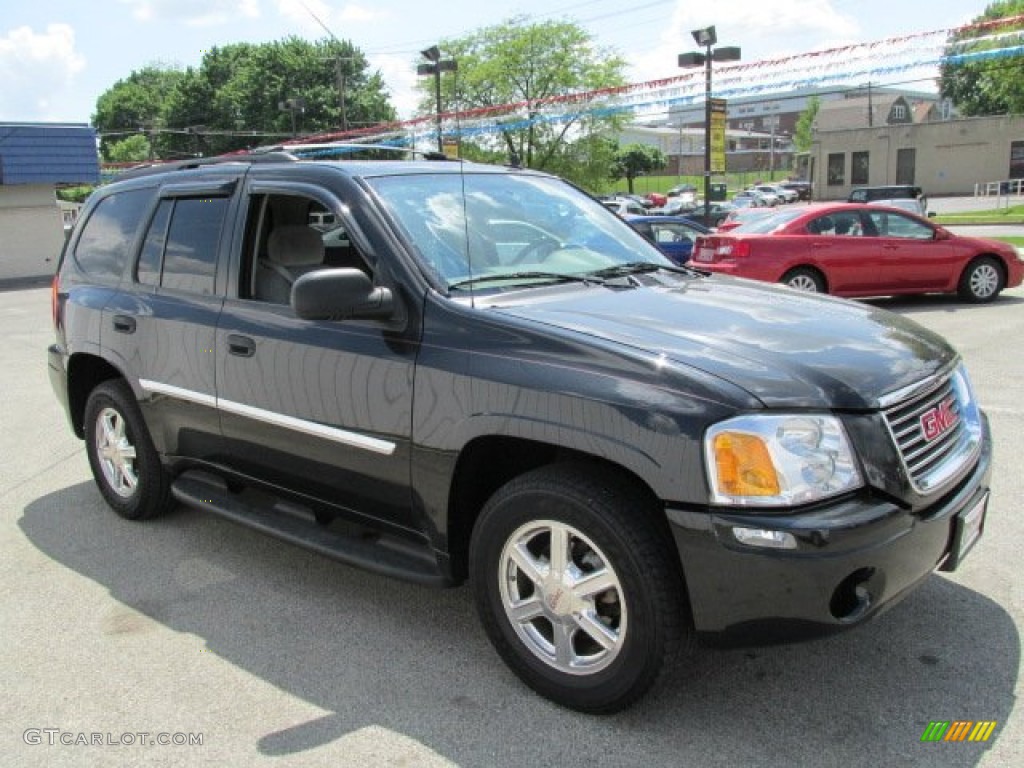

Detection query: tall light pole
(679, 26), (740, 225)
(417, 45), (457, 153)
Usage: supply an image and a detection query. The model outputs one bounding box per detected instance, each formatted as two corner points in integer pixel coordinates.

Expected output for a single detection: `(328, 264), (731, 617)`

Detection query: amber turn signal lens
(713, 432), (781, 496)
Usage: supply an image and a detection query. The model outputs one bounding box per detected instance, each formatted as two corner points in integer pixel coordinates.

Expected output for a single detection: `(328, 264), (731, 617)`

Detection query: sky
(0, 0), (981, 126)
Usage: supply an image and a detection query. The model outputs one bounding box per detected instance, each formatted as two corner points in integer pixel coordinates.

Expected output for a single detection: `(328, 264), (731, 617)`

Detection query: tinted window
(867, 211), (933, 240)
(73, 188), (153, 280)
(161, 197), (229, 294)
(137, 199), (172, 285)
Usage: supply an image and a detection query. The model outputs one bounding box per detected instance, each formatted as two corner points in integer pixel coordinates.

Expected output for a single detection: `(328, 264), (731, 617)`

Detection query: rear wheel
(781, 267), (826, 293)
(84, 380), (172, 520)
(958, 257), (1003, 303)
(469, 464), (688, 713)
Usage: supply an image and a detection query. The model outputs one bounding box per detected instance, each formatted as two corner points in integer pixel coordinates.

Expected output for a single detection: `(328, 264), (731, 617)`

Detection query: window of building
(1010, 141), (1024, 179)
(827, 153), (845, 186)
(896, 148), (916, 185)
(851, 151), (870, 186)
(892, 104), (907, 121)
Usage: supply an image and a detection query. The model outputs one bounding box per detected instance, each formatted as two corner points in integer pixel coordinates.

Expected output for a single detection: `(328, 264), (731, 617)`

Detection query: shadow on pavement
(20, 482), (1019, 768)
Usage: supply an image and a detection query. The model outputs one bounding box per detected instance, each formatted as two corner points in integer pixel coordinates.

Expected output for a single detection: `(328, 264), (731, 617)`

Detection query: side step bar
(171, 470), (448, 587)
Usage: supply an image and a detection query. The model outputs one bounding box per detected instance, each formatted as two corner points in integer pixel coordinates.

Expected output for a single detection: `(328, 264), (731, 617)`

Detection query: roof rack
(111, 142), (455, 181)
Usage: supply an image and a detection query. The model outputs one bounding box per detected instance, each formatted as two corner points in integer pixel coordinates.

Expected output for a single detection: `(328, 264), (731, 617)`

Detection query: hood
(486, 274), (957, 409)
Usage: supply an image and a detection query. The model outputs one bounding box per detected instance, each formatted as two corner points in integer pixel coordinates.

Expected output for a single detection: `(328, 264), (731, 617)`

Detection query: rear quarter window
(72, 188), (154, 280)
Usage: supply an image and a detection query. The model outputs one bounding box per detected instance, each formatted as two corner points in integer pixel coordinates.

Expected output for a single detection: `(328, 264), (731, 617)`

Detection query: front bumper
(667, 423), (992, 642)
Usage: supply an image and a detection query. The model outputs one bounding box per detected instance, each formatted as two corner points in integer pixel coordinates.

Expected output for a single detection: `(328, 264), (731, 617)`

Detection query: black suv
(49, 150), (991, 713)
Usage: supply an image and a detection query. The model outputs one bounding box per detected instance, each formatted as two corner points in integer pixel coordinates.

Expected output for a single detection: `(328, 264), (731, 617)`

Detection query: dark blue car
(624, 215), (710, 265)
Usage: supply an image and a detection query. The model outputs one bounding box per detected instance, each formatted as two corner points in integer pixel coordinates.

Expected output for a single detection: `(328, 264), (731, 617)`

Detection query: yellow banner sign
(710, 98), (727, 174)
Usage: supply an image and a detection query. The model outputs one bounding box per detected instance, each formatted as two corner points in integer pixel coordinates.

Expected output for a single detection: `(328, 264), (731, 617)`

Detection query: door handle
(227, 334), (256, 357)
(112, 315), (136, 334)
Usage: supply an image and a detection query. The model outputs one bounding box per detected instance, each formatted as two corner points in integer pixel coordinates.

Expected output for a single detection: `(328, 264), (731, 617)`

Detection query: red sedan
(692, 203), (1023, 302)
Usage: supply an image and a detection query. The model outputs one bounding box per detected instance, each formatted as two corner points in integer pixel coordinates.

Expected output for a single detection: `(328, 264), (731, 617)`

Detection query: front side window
(866, 211), (933, 240)
(73, 188), (153, 280)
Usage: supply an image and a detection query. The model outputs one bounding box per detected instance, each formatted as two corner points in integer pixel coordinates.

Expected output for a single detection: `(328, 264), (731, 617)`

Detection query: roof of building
(815, 95), (910, 132)
(0, 123), (100, 185)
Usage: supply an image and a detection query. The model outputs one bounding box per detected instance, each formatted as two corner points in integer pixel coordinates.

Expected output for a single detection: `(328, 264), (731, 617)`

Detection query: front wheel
(469, 464), (688, 713)
(958, 257), (1004, 303)
(84, 380), (172, 520)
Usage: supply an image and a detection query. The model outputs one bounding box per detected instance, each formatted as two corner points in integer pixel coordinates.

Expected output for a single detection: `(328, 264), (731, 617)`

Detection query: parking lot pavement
(3, 285), (1023, 767)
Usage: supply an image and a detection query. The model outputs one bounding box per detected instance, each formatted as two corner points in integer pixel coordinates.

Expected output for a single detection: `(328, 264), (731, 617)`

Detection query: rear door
(803, 210), (882, 294)
(101, 176), (238, 461)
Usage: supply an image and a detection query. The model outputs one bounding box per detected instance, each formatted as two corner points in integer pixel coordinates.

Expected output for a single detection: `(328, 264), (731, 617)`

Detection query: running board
(171, 470), (447, 587)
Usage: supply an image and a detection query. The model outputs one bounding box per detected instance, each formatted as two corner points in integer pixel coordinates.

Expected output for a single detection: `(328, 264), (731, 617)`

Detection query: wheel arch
(445, 436), (680, 585)
(67, 353), (124, 438)
(781, 264), (829, 293)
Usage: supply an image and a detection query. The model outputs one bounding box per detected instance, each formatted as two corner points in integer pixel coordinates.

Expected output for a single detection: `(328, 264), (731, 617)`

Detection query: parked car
(716, 206), (775, 232)
(645, 192), (668, 208)
(624, 214), (709, 264)
(869, 198), (930, 217)
(692, 203), (1023, 301)
(50, 154), (994, 714)
(680, 201), (736, 229)
(752, 185), (790, 204)
(731, 192), (767, 209)
(779, 180), (812, 200)
(655, 197), (699, 216)
(848, 184), (927, 212)
(758, 184), (799, 203)
(602, 196), (648, 216)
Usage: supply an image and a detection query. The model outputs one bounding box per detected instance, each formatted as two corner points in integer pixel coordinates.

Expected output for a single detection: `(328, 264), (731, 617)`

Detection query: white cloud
(629, 0), (860, 91)
(369, 53), (419, 119)
(120, 0), (260, 27)
(0, 24), (86, 121)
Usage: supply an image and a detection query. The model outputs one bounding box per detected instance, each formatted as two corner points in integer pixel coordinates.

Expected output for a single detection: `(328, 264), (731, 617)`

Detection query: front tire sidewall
(470, 473), (674, 712)
(959, 258), (1003, 303)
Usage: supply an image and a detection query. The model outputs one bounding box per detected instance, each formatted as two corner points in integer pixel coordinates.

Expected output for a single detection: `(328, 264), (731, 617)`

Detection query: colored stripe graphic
(920, 721), (997, 743)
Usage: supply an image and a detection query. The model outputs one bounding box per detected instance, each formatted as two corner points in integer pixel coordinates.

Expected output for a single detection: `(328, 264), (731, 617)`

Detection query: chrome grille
(883, 374), (969, 493)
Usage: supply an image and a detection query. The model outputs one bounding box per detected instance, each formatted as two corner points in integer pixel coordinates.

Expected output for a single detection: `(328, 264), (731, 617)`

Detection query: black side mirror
(292, 268), (393, 321)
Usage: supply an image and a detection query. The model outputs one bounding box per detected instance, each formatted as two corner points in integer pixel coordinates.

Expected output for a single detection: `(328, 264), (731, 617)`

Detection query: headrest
(268, 226), (324, 267)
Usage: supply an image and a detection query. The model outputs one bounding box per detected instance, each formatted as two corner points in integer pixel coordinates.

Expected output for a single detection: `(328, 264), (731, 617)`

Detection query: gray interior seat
(255, 225), (325, 304)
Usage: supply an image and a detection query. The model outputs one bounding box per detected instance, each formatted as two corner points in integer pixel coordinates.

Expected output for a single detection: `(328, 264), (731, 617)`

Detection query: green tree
(610, 143), (666, 194)
(940, 0), (1024, 116)
(93, 38), (396, 160)
(425, 17), (629, 190)
(793, 95), (820, 153)
(92, 65), (184, 159)
(104, 134), (152, 163)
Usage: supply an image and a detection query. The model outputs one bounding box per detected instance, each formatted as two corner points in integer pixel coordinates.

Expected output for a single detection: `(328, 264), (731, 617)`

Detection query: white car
(602, 197), (648, 216)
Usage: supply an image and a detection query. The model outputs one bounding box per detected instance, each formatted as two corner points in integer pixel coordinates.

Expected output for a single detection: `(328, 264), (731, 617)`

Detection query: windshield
(366, 171), (672, 290)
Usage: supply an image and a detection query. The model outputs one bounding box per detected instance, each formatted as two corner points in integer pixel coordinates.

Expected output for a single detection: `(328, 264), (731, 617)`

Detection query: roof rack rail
(115, 152), (296, 180)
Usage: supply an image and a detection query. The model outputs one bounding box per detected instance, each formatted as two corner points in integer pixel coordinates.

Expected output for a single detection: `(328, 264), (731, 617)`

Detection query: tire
(83, 380), (172, 520)
(781, 267), (826, 293)
(469, 464), (688, 713)
(958, 257), (1004, 303)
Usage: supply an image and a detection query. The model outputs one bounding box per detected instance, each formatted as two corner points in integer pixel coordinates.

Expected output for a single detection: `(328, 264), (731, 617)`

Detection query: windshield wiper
(586, 261), (703, 279)
(448, 271), (604, 291)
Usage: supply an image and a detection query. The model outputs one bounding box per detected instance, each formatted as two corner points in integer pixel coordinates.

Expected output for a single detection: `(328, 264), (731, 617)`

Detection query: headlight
(705, 414), (863, 507)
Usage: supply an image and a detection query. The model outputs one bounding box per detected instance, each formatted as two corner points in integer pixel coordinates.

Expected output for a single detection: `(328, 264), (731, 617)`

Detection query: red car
(692, 203), (1023, 302)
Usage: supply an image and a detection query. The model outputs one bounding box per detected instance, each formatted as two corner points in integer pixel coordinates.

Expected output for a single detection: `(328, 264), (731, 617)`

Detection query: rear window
(72, 188), (153, 280)
(734, 209), (805, 234)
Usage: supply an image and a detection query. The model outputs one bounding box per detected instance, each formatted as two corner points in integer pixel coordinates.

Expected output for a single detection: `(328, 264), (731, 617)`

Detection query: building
(807, 114), (1024, 198)
(619, 124), (793, 178)
(0, 123), (99, 282)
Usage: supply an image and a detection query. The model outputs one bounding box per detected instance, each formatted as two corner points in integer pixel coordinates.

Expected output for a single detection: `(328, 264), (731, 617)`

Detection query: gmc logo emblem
(920, 398), (958, 442)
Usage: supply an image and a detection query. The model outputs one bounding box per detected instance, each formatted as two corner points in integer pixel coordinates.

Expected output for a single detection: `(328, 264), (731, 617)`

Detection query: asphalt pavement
(2, 284), (1023, 768)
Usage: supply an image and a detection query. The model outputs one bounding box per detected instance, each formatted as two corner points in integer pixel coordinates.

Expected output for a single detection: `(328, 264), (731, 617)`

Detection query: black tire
(957, 257), (1004, 303)
(83, 379), (172, 520)
(469, 463), (688, 713)
(781, 267), (826, 293)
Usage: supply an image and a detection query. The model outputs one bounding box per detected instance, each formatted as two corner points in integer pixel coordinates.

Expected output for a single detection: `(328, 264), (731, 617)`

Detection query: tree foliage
(93, 38), (395, 160)
(940, 0), (1024, 116)
(425, 17), (629, 191)
(793, 95), (820, 153)
(105, 134), (152, 163)
(609, 143), (666, 193)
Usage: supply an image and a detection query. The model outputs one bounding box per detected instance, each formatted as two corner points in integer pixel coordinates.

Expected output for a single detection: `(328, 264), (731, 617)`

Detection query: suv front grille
(881, 367), (982, 495)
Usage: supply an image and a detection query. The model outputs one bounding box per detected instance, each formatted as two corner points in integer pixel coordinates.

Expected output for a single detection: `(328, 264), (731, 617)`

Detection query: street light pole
(417, 46), (457, 154)
(679, 26), (740, 226)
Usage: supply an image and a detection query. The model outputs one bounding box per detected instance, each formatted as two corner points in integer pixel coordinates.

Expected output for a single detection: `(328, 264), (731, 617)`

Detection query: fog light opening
(830, 567), (878, 622)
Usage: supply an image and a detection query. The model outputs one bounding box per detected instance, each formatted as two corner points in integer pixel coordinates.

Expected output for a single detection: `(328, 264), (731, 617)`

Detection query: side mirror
(292, 268), (394, 321)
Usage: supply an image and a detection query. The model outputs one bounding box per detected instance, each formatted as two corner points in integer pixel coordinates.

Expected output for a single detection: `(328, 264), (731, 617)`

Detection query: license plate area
(940, 492), (987, 572)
